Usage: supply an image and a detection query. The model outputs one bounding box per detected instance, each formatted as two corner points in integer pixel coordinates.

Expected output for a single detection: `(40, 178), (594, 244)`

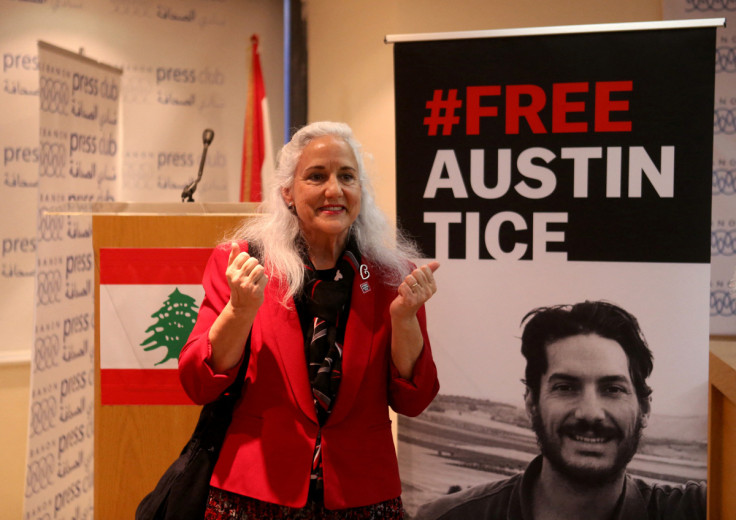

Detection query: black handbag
(134, 338), (250, 520)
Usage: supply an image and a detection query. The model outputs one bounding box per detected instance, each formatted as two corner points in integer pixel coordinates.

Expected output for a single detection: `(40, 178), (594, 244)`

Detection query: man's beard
(530, 408), (644, 487)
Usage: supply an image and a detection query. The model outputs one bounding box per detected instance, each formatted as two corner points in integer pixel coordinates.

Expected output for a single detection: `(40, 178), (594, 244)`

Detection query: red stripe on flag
(240, 34), (267, 203)
(100, 248), (213, 284)
(101, 369), (196, 405)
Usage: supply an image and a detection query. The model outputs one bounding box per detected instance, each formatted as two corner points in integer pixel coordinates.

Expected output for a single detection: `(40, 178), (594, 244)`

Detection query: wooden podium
(708, 338), (736, 520)
(91, 202), (255, 520)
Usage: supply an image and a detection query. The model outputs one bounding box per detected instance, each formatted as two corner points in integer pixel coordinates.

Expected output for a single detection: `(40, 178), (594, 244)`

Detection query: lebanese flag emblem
(100, 248), (212, 405)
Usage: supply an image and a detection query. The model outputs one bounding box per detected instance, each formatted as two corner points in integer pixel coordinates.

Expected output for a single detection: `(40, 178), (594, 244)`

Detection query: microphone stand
(181, 128), (215, 202)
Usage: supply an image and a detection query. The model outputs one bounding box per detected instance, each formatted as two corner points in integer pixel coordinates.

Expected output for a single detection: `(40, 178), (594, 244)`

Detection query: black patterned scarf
(295, 236), (360, 501)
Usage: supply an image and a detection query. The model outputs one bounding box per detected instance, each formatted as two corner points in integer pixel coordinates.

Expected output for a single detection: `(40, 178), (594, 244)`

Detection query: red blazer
(179, 243), (440, 510)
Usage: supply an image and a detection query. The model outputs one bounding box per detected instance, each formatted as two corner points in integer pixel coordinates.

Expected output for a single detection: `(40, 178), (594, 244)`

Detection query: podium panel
(93, 209), (250, 520)
(708, 340), (736, 520)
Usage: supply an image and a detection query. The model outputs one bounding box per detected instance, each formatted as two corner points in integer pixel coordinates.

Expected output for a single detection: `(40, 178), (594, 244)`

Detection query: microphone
(181, 128), (215, 202)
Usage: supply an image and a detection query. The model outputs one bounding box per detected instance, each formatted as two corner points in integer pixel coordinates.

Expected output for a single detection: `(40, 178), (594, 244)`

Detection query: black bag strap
(189, 332), (250, 447)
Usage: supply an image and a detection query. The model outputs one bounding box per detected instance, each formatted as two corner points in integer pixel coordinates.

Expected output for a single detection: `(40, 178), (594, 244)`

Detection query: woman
(179, 121), (440, 518)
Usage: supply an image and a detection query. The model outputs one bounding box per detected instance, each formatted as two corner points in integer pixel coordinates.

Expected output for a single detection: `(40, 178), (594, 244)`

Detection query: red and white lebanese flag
(99, 248), (212, 405)
(240, 33), (275, 202)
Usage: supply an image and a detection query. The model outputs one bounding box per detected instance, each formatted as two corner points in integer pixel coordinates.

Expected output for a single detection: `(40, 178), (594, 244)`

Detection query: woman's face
(284, 135), (362, 247)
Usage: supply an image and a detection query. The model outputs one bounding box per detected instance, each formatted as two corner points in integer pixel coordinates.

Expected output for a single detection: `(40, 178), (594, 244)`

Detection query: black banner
(394, 28), (715, 263)
(393, 24), (716, 516)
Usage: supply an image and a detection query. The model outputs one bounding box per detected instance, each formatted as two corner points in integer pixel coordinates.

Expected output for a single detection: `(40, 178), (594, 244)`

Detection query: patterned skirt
(205, 486), (405, 520)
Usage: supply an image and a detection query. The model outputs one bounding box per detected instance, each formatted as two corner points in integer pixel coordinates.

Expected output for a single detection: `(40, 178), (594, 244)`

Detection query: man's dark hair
(521, 300), (653, 414)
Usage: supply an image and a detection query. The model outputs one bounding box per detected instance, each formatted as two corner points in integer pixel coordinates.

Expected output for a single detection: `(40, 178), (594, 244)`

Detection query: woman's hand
(389, 261), (440, 379)
(389, 261), (440, 320)
(208, 242), (267, 373)
(226, 241), (268, 313)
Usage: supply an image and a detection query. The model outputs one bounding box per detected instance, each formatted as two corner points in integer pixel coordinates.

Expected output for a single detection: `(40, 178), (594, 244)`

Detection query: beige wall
(2, 1), (662, 515)
(304, 0), (662, 219)
(2, 363), (31, 520)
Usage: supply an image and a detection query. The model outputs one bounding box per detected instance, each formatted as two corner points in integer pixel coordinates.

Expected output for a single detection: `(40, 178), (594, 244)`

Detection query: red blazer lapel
(328, 267), (376, 425)
(263, 283), (318, 424)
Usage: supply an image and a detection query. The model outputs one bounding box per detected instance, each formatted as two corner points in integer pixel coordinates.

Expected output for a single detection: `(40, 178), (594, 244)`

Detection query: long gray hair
(227, 121), (420, 304)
